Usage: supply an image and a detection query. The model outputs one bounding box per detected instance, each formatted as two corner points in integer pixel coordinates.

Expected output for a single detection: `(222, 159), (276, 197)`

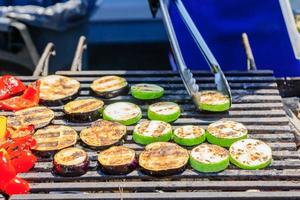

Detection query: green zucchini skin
(189, 155), (229, 173)
(147, 102), (181, 123)
(173, 125), (206, 146)
(189, 143), (229, 173)
(206, 121), (248, 147)
(229, 139), (272, 170)
(131, 84), (164, 100)
(206, 130), (247, 148)
(133, 120), (172, 145)
(103, 102), (142, 125)
(198, 101), (230, 112)
(194, 90), (230, 112)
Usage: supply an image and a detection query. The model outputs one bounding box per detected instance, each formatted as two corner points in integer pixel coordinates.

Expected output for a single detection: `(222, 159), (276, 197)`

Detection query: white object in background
(280, 0), (300, 59)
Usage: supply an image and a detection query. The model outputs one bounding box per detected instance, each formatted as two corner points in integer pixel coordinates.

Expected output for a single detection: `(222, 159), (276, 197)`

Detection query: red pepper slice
(10, 150), (37, 173)
(6, 125), (35, 139)
(0, 135), (37, 173)
(0, 149), (16, 190)
(0, 75), (26, 100)
(0, 80), (40, 111)
(3, 177), (30, 195)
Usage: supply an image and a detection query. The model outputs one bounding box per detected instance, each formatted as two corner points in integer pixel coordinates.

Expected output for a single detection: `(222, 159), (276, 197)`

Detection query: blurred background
(0, 0), (300, 76)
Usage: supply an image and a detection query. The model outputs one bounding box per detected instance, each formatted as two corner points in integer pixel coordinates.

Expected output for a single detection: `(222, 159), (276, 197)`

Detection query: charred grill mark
(67, 100), (100, 112)
(95, 82), (126, 92)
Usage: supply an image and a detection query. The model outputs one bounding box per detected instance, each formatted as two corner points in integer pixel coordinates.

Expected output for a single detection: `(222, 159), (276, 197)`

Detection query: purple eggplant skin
(32, 149), (58, 158)
(40, 92), (79, 107)
(91, 85), (129, 99)
(64, 109), (101, 123)
(99, 157), (138, 175)
(53, 156), (90, 177)
(80, 138), (125, 151)
(140, 164), (187, 177)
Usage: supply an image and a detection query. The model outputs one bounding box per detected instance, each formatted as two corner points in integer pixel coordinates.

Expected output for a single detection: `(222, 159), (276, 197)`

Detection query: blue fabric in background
(169, 0), (300, 77)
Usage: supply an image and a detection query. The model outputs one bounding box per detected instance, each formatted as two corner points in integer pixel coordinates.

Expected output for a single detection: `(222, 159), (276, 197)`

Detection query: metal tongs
(149, 0), (232, 109)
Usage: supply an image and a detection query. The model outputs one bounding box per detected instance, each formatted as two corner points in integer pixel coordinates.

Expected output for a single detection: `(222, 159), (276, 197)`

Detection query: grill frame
(2, 70), (299, 200)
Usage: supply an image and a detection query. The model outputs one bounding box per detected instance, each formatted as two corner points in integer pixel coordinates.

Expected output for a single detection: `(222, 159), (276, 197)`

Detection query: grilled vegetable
(206, 120), (248, 147)
(90, 76), (128, 98)
(131, 84), (164, 100)
(33, 125), (78, 156)
(63, 98), (104, 122)
(0, 75), (26, 100)
(39, 75), (80, 106)
(173, 125), (206, 146)
(147, 102), (181, 123)
(190, 143), (229, 173)
(133, 120), (172, 145)
(139, 142), (189, 176)
(0, 116), (7, 142)
(0, 81), (40, 111)
(194, 90), (230, 112)
(7, 106), (54, 129)
(229, 139), (272, 170)
(98, 146), (136, 175)
(53, 147), (89, 177)
(80, 119), (127, 150)
(103, 102), (142, 125)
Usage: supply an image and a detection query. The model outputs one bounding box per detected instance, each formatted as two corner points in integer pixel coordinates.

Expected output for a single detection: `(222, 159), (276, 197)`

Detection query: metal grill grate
(2, 70), (300, 200)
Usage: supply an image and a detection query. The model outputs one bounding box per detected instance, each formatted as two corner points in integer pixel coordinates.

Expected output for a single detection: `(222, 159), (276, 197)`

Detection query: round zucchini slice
(131, 84), (164, 100)
(139, 142), (189, 176)
(147, 102), (181, 123)
(63, 98), (104, 122)
(190, 143), (229, 173)
(53, 147), (89, 177)
(33, 125), (78, 156)
(80, 119), (127, 150)
(133, 120), (172, 145)
(39, 75), (80, 106)
(7, 106), (55, 129)
(90, 75), (129, 98)
(103, 102), (142, 125)
(206, 120), (248, 147)
(229, 139), (272, 170)
(194, 90), (230, 112)
(173, 125), (206, 146)
(98, 146), (137, 175)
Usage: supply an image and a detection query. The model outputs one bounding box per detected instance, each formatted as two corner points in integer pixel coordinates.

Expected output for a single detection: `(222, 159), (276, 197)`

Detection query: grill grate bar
(5, 70), (299, 199)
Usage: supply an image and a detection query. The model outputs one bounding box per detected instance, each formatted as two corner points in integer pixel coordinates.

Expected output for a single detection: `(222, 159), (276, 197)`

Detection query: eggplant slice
(63, 98), (104, 122)
(103, 102), (142, 125)
(53, 147), (89, 177)
(133, 120), (172, 145)
(206, 120), (248, 147)
(147, 102), (181, 123)
(190, 143), (229, 173)
(39, 75), (80, 106)
(139, 142), (189, 176)
(33, 125), (78, 155)
(98, 146), (137, 175)
(7, 106), (55, 129)
(90, 75), (128, 98)
(173, 125), (206, 146)
(131, 83), (164, 100)
(229, 139), (272, 170)
(194, 90), (230, 112)
(80, 119), (127, 150)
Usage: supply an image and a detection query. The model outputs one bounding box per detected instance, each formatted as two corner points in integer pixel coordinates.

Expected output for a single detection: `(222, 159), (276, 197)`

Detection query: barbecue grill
(0, 69), (299, 200)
